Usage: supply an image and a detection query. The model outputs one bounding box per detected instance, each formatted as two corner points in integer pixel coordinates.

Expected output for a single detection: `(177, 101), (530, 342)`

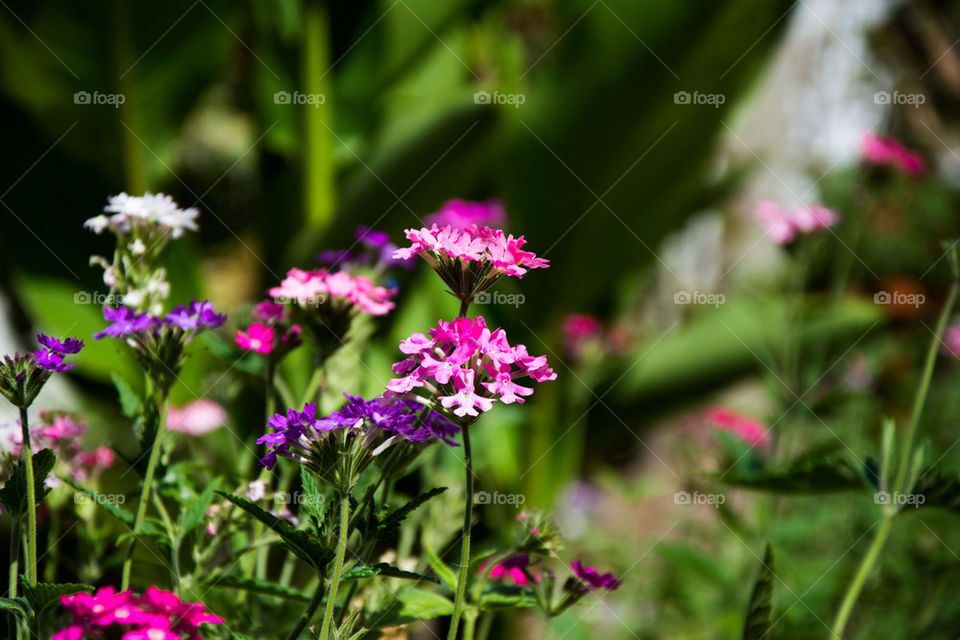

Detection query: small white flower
(103, 266), (119, 287)
(145, 276), (170, 299)
(83, 215), (110, 234)
(123, 289), (145, 307)
(245, 480), (266, 502)
(129, 239), (147, 255)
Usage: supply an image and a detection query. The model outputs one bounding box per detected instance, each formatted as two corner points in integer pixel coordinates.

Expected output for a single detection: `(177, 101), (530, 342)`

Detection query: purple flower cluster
(33, 333), (84, 372)
(257, 394), (458, 470)
(571, 560), (622, 591)
(94, 300), (225, 340)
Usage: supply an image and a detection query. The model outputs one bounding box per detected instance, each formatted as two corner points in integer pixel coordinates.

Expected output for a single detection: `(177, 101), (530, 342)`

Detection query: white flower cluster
(84, 192), (199, 239)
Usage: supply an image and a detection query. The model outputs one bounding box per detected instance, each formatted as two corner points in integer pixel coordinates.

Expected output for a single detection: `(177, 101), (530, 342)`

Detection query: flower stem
(458, 298), (471, 318)
(18, 408), (36, 586)
(285, 576), (326, 640)
(448, 422), (474, 640)
(318, 491), (350, 640)
(8, 517), (18, 599)
(830, 281), (958, 638)
(121, 394), (169, 591)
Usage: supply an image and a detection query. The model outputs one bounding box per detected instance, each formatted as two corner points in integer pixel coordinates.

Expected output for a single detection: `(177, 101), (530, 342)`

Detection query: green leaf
(371, 487), (447, 539)
(205, 575), (311, 603)
(479, 584), (538, 611)
(910, 468), (960, 515)
(0, 448), (56, 516)
(366, 588), (453, 628)
(21, 582), (90, 619)
(110, 372), (142, 418)
(742, 544), (774, 640)
(0, 597), (32, 621)
(299, 467), (326, 525)
(66, 481), (168, 545)
(340, 562), (438, 584)
(177, 482), (218, 538)
(422, 543), (457, 592)
(720, 454), (869, 494)
(217, 491), (334, 570)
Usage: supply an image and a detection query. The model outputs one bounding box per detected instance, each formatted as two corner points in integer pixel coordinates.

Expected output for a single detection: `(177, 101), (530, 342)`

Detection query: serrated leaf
(217, 491), (334, 570)
(299, 467), (326, 525)
(110, 372), (142, 418)
(366, 588), (453, 628)
(721, 454), (868, 494)
(742, 544), (774, 640)
(0, 448), (56, 516)
(0, 597), (32, 621)
(206, 575), (311, 602)
(478, 584), (538, 611)
(21, 582), (90, 619)
(340, 562), (438, 583)
(422, 543), (457, 592)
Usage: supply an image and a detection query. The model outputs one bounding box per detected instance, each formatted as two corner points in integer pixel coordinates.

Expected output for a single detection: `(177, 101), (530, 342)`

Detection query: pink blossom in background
(704, 406), (769, 450)
(268, 268), (396, 316)
(755, 201), (838, 245)
(166, 399), (227, 436)
(943, 324), (960, 357)
(562, 313), (602, 358)
(861, 132), (926, 176)
(424, 198), (507, 230)
(484, 554), (535, 586)
(236, 322), (275, 354)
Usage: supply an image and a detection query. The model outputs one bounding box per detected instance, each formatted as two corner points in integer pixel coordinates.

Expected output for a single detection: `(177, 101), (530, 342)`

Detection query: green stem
(541, 618), (551, 640)
(318, 491), (350, 640)
(830, 281), (958, 638)
(285, 577), (325, 640)
(302, 365), (326, 406)
(8, 517), (18, 599)
(121, 395), (169, 591)
(476, 612), (494, 640)
(18, 408), (36, 586)
(463, 611), (477, 640)
(448, 422), (474, 640)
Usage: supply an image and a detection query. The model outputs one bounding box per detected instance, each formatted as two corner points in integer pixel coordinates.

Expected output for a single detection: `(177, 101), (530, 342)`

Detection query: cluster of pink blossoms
(166, 399), (227, 436)
(387, 316), (556, 418)
(53, 586), (223, 640)
(424, 198), (507, 230)
(861, 132), (925, 176)
(236, 300), (302, 355)
(755, 201), (838, 245)
(268, 268), (396, 315)
(394, 224), (549, 278)
(704, 406), (769, 450)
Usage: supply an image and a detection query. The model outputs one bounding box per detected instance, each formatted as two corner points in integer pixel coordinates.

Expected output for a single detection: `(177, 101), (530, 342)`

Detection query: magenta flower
(166, 399), (227, 436)
(424, 198), (507, 230)
(253, 300), (286, 321)
(236, 322), (275, 354)
(386, 316), (555, 420)
(704, 406), (769, 449)
(486, 554), (535, 586)
(755, 201), (838, 245)
(571, 561), (622, 591)
(394, 224), (548, 278)
(268, 268), (395, 316)
(861, 132), (926, 176)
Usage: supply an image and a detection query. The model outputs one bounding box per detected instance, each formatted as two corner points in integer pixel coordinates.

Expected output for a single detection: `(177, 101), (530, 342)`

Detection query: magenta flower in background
(387, 316), (556, 419)
(755, 201), (838, 245)
(486, 554), (535, 586)
(269, 268), (396, 316)
(424, 198), (507, 230)
(861, 132), (926, 176)
(571, 561), (622, 591)
(562, 313), (603, 358)
(166, 399), (227, 436)
(943, 324), (960, 357)
(236, 322), (275, 354)
(704, 406), (769, 450)
(253, 300), (286, 322)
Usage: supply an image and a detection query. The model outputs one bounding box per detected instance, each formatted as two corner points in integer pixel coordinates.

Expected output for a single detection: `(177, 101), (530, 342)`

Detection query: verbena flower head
(166, 399), (227, 436)
(85, 192), (199, 314)
(424, 198), (507, 230)
(486, 553), (535, 586)
(268, 268), (395, 356)
(704, 406), (769, 450)
(386, 316), (556, 420)
(570, 561), (622, 591)
(393, 224), (548, 303)
(257, 394), (458, 489)
(755, 201), (838, 245)
(861, 132), (926, 176)
(0, 334), (83, 409)
(52, 585), (223, 640)
(93, 301), (224, 392)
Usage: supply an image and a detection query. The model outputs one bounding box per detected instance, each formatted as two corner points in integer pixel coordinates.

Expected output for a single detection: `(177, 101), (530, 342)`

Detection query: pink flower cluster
(704, 406), (769, 449)
(166, 399), (227, 436)
(861, 132), (925, 176)
(424, 198), (507, 230)
(755, 201), (838, 245)
(393, 224), (549, 278)
(236, 300), (302, 355)
(387, 316), (556, 418)
(4, 413), (114, 486)
(268, 268), (396, 315)
(53, 586), (223, 640)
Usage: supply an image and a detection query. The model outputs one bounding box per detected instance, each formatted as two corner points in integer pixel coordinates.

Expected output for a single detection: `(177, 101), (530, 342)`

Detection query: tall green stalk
(121, 395), (169, 591)
(301, 0), (334, 233)
(18, 408), (37, 586)
(448, 422), (474, 640)
(830, 281), (959, 638)
(318, 491), (350, 640)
